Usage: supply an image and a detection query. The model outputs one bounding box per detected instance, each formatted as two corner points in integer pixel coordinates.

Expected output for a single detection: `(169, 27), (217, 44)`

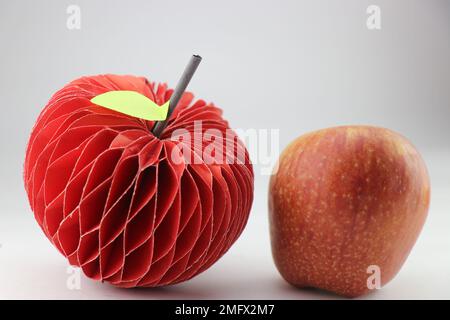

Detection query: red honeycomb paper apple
(23, 74), (254, 287)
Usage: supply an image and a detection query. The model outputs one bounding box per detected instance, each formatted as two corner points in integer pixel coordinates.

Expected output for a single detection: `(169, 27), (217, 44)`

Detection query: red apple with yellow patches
(269, 126), (430, 297)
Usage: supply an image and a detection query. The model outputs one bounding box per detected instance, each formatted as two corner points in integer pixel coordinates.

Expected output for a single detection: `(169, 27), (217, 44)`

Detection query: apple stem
(152, 55), (202, 137)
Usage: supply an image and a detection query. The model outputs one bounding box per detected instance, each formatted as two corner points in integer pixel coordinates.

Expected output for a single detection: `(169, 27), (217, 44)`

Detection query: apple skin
(269, 126), (430, 297)
(24, 75), (254, 287)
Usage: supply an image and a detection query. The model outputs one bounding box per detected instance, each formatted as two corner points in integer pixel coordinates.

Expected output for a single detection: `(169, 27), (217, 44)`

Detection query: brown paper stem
(152, 55), (202, 137)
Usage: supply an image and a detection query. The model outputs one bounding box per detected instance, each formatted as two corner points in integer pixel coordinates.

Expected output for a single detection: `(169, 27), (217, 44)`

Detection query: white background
(0, 0), (449, 299)
(1, 151), (449, 299)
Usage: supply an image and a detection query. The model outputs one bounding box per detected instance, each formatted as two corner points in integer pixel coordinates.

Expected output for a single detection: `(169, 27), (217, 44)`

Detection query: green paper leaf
(90, 90), (169, 121)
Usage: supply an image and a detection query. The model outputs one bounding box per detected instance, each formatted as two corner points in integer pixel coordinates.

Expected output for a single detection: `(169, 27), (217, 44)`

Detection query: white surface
(1, 0), (449, 300)
(1, 151), (449, 300)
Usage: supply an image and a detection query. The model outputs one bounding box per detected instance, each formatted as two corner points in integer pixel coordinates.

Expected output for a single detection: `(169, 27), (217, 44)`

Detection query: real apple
(269, 126), (430, 297)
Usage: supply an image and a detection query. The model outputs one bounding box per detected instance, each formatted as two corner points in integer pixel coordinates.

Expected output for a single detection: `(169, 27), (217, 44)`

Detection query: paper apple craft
(269, 126), (430, 297)
(23, 74), (254, 287)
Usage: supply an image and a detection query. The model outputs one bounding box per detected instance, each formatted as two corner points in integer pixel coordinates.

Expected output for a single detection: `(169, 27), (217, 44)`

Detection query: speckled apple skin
(269, 126), (430, 297)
